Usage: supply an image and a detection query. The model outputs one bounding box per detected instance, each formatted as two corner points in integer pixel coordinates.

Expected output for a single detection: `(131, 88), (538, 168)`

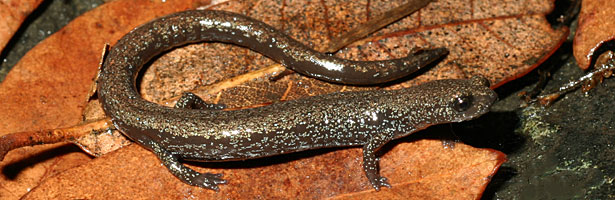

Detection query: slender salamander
(97, 10), (497, 191)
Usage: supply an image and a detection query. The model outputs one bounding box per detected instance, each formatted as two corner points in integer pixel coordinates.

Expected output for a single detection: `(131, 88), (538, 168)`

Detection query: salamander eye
(451, 95), (473, 112)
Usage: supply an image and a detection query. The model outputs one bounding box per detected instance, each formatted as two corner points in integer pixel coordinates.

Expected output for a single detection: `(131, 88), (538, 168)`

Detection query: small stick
(322, 0), (434, 53)
(534, 51), (615, 106)
(0, 118), (112, 161)
(271, 0), (434, 81)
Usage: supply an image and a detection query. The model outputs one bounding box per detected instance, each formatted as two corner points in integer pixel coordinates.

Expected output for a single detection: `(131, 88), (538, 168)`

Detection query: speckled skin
(97, 10), (496, 191)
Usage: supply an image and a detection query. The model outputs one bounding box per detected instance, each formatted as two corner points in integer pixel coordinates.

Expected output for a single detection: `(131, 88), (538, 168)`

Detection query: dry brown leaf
(0, 0), (206, 199)
(351, 0), (567, 89)
(0, 0), (566, 198)
(23, 140), (505, 199)
(329, 143), (505, 200)
(573, 0), (615, 70)
(0, 0), (44, 53)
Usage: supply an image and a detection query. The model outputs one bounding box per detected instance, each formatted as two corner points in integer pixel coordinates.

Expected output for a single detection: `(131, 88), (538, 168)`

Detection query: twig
(533, 51), (615, 106)
(0, 118), (112, 161)
(322, 0), (434, 53)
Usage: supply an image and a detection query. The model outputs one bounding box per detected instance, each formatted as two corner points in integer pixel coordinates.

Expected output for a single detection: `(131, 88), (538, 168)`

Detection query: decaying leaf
(0, 0), (206, 199)
(0, 0), (44, 52)
(23, 139), (505, 199)
(573, 0), (615, 70)
(0, 0), (567, 198)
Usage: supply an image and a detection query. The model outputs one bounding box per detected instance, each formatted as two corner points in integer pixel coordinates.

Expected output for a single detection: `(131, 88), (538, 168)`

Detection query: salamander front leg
(175, 92), (226, 110)
(147, 139), (227, 190)
(362, 133), (394, 190)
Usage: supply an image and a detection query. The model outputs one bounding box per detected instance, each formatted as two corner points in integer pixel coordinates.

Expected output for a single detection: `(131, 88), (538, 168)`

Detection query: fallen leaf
(0, 0), (565, 198)
(0, 0), (44, 52)
(573, 0), (615, 70)
(347, 0), (568, 89)
(329, 144), (506, 200)
(23, 139), (505, 199)
(0, 0), (206, 199)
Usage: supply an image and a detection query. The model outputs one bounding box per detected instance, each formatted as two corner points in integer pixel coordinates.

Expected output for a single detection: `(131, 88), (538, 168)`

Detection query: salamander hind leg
(147, 139), (227, 190)
(175, 92), (226, 110)
(362, 132), (394, 190)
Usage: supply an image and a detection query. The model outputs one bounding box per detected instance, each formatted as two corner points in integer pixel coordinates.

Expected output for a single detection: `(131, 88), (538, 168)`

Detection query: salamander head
(401, 76), (497, 125)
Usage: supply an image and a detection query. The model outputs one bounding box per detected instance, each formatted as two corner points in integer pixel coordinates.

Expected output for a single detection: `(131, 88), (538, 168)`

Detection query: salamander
(97, 10), (497, 191)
